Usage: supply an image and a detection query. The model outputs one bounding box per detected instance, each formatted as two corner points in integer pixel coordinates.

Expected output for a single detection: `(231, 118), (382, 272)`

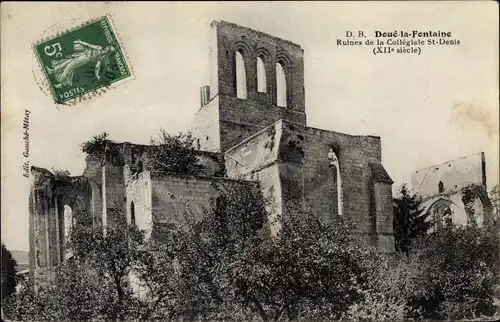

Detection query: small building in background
(411, 152), (494, 231)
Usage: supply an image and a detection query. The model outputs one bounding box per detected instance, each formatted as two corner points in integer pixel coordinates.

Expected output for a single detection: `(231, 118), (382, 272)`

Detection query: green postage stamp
(34, 16), (131, 105)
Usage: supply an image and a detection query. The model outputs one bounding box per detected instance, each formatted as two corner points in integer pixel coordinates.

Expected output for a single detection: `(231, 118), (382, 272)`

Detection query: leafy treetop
(80, 132), (110, 156)
(147, 129), (204, 175)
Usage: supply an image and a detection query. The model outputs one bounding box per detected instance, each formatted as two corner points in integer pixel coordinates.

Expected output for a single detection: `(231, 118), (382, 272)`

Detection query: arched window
(235, 51), (247, 99)
(429, 199), (454, 231)
(327, 149), (343, 216)
(257, 56), (267, 93)
(276, 62), (287, 107)
(130, 201), (136, 225)
(63, 205), (73, 260)
(63, 205), (73, 240)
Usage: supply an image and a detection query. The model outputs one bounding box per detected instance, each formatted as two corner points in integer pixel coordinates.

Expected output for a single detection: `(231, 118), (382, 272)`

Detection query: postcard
(1, 2), (498, 321)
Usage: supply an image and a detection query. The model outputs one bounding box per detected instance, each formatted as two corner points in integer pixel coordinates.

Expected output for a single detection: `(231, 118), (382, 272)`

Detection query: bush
(401, 225), (499, 320)
(80, 132), (109, 156)
(147, 130), (204, 175)
(1, 243), (18, 301)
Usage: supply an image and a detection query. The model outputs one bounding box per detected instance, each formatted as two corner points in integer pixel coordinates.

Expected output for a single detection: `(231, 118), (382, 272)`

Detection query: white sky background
(1, 2), (498, 251)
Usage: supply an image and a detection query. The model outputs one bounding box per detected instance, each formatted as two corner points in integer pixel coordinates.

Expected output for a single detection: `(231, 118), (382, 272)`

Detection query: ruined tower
(29, 20), (395, 281)
(193, 21), (396, 251)
(191, 21), (307, 152)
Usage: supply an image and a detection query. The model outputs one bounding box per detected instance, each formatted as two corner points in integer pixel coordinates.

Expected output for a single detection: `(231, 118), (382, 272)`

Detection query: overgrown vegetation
(393, 184), (431, 255)
(80, 132), (110, 156)
(4, 138), (498, 321)
(147, 129), (204, 175)
(51, 167), (71, 184)
(3, 190), (499, 321)
(80, 132), (123, 165)
(80, 130), (205, 175)
(1, 243), (18, 301)
(404, 224), (499, 320)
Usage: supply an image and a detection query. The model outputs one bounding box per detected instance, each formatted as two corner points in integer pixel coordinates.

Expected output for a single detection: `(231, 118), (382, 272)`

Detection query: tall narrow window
(235, 51), (247, 99)
(63, 205), (73, 240)
(130, 201), (136, 225)
(63, 205), (73, 260)
(257, 57), (267, 93)
(328, 149), (343, 216)
(276, 62), (287, 107)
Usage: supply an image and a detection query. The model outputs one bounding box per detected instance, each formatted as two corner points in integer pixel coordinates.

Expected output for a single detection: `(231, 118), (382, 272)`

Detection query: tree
(3, 183), (414, 321)
(393, 184), (431, 255)
(1, 243), (18, 301)
(146, 182), (269, 321)
(147, 129), (204, 175)
(156, 183), (398, 321)
(80, 132), (109, 156)
(399, 224), (499, 320)
(3, 211), (161, 321)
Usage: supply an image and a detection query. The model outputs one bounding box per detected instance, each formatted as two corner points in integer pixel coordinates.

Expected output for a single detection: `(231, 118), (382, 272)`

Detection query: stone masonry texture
(29, 20), (397, 282)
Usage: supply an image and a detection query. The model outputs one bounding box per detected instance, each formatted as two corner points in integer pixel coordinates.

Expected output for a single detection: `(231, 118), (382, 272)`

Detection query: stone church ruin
(28, 21), (396, 282)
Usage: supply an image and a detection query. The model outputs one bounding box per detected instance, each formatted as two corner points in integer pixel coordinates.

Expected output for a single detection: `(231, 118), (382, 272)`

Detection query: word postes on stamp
(34, 16), (131, 105)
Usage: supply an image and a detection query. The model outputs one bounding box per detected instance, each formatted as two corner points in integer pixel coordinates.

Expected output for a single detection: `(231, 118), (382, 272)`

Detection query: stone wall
(225, 121), (281, 177)
(419, 184), (493, 230)
(147, 172), (259, 241)
(29, 167), (91, 283)
(150, 172), (255, 221)
(212, 21), (305, 111)
(83, 155), (104, 223)
(193, 20), (308, 152)
(125, 167), (153, 238)
(102, 165), (126, 227)
(218, 96), (307, 151)
(224, 121), (284, 234)
(410, 153), (493, 230)
(190, 96), (221, 152)
(224, 119), (395, 251)
(300, 125), (384, 230)
(373, 182), (395, 252)
(411, 152), (486, 198)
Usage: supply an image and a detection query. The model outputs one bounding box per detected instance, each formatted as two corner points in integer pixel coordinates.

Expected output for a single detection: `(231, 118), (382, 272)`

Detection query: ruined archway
(425, 197), (464, 231)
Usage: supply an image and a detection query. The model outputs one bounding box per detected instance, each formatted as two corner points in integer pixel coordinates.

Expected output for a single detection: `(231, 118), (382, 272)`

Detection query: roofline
(413, 151), (485, 174)
(211, 20), (303, 50)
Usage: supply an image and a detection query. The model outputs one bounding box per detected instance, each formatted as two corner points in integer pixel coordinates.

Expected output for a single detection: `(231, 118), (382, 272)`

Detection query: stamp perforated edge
(32, 14), (135, 108)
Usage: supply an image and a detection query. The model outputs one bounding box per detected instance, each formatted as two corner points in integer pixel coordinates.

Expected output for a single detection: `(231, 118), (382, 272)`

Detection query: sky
(1, 1), (499, 252)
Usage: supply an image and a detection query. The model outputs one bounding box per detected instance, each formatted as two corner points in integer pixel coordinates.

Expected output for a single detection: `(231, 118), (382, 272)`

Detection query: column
(44, 193), (50, 268)
(54, 195), (60, 265)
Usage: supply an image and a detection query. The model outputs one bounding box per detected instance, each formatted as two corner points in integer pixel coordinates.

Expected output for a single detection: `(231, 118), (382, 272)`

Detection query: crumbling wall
(224, 121), (285, 235)
(302, 128), (382, 222)
(102, 165), (126, 227)
(83, 155), (104, 224)
(373, 183), (395, 252)
(29, 166), (91, 284)
(125, 167), (153, 238)
(411, 152), (486, 198)
(149, 172), (259, 240)
(224, 119), (394, 252)
(225, 121), (281, 178)
(411, 153), (493, 229)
